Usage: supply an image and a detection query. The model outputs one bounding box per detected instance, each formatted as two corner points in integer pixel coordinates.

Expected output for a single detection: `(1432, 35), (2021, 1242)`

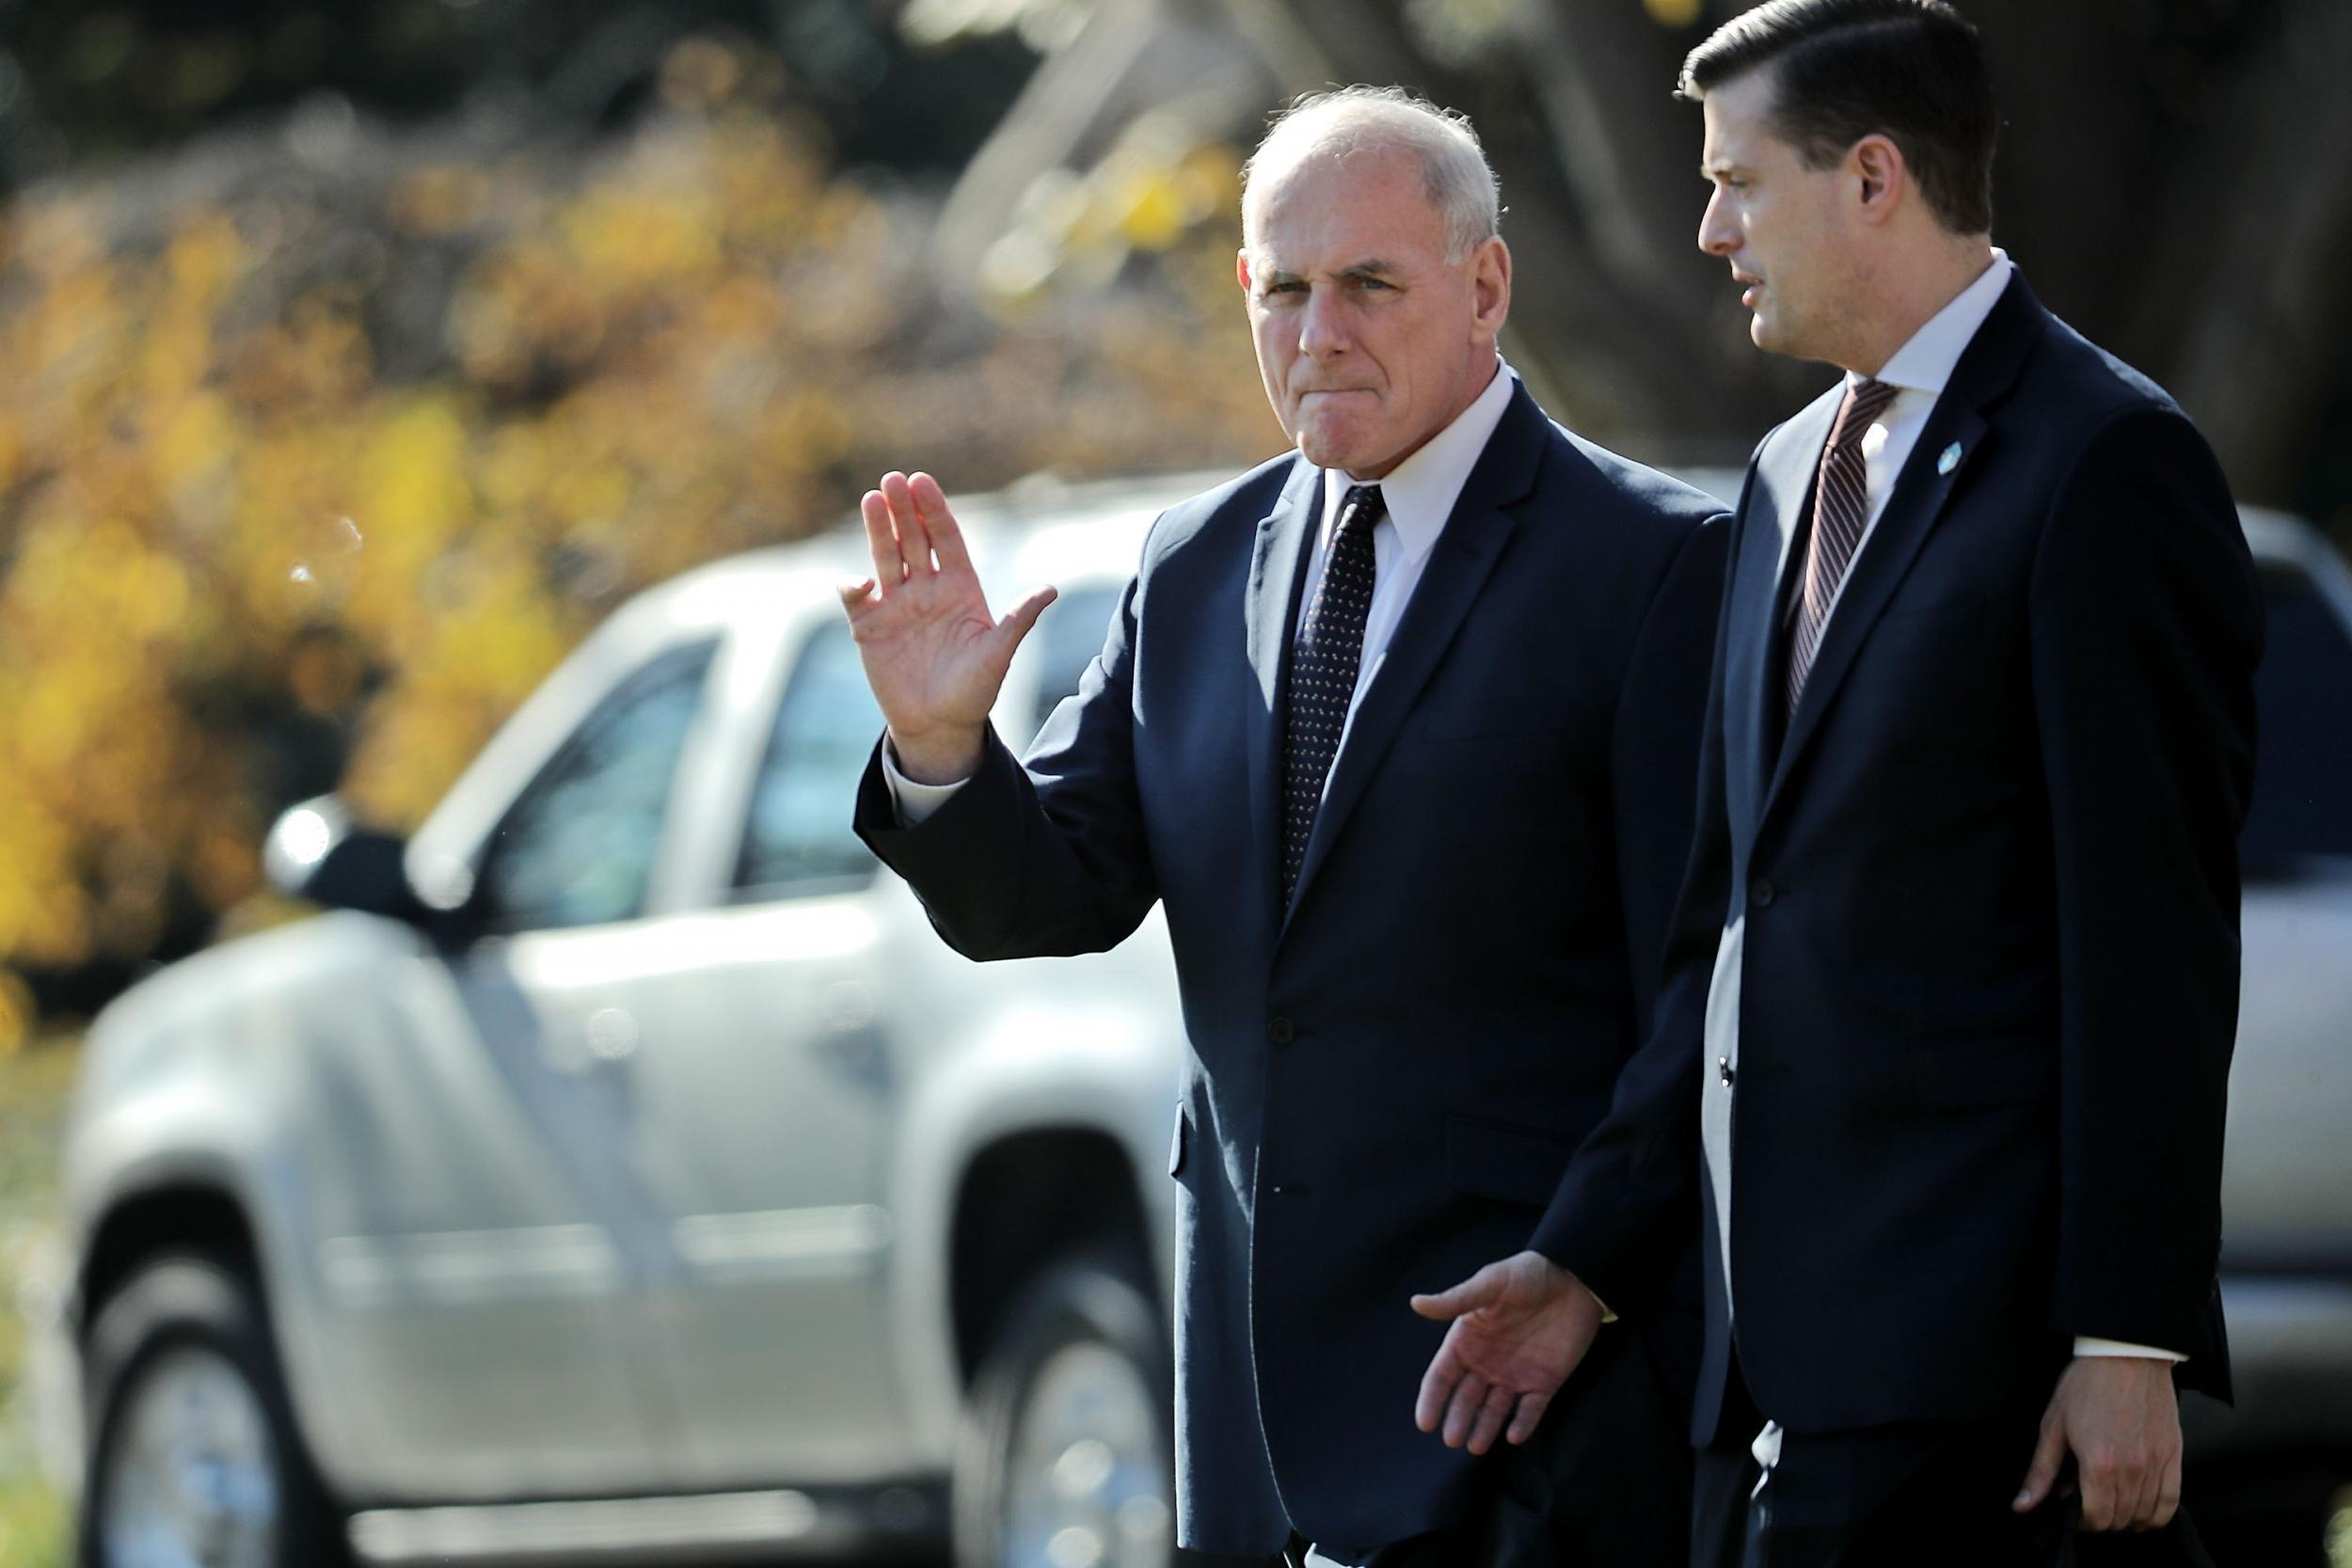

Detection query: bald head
(1241, 87), (1501, 264)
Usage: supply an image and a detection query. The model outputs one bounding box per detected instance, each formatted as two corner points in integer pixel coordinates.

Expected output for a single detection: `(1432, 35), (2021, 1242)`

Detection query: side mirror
(263, 796), (434, 927)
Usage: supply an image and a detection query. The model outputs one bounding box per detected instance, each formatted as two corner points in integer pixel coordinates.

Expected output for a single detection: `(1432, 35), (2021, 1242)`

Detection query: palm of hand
(1411, 1250), (1603, 1452)
(1438, 1256), (1589, 1388)
(848, 555), (1006, 734)
(840, 471), (1057, 771)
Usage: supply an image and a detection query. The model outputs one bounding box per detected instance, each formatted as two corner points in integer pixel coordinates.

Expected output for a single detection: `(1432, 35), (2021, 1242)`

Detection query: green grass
(0, 1035), (82, 1568)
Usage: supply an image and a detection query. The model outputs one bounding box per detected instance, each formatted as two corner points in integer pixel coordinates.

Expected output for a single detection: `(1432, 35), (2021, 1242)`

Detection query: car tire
(954, 1249), (1176, 1568)
(78, 1252), (349, 1568)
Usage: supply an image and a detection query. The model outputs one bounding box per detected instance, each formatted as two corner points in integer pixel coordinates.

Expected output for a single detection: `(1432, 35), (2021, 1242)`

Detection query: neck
(1842, 237), (1995, 378)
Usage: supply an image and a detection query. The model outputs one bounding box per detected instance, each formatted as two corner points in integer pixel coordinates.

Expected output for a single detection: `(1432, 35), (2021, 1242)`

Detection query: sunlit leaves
(0, 34), (1270, 1025)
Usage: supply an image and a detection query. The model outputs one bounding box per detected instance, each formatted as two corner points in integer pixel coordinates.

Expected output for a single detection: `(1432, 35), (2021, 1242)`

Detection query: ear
(1851, 135), (1905, 224)
(1470, 235), (1512, 338)
(1236, 247), (1253, 295)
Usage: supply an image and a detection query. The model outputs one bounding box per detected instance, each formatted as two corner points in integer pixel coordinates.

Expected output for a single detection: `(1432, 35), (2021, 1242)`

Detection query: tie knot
(1836, 378), (1899, 446)
(1340, 483), (1385, 532)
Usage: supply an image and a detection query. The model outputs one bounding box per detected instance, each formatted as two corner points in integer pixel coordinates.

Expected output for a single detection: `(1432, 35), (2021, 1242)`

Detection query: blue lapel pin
(1937, 441), (1963, 475)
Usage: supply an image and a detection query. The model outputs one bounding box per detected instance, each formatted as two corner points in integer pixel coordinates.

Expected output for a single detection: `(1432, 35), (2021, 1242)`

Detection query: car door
(600, 612), (913, 1481)
(2226, 546), (2352, 1271)
(313, 634), (718, 1496)
(620, 584), (1130, 1484)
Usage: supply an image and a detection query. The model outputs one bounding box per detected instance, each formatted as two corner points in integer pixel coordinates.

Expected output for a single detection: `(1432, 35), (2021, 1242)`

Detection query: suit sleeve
(2028, 406), (2262, 1362)
(1528, 506), (1743, 1314)
(854, 564), (1160, 960)
(1607, 511), (1731, 1045)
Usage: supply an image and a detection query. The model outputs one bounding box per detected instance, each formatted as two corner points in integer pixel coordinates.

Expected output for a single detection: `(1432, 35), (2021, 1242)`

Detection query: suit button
(1267, 1017), (1295, 1046)
(1750, 879), (1776, 908)
(1718, 1056), (1736, 1088)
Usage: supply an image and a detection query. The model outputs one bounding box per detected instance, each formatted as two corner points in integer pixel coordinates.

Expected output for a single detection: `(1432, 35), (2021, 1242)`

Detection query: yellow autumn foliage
(0, 40), (1273, 1029)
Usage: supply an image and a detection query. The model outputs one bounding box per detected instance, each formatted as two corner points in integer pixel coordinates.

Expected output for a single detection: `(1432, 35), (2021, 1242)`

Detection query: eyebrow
(1255, 260), (1406, 290)
(1700, 158), (1742, 180)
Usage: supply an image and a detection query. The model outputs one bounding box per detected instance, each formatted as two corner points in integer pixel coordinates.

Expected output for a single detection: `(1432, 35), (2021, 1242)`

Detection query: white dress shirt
(1698, 250), (2177, 1443)
(884, 357), (1518, 820)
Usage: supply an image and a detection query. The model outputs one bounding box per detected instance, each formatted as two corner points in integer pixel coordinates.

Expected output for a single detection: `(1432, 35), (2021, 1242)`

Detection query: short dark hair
(1680, 0), (1997, 235)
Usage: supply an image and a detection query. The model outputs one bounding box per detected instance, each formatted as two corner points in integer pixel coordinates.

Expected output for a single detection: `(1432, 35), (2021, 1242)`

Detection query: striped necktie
(1281, 483), (1383, 905)
(1786, 377), (1899, 715)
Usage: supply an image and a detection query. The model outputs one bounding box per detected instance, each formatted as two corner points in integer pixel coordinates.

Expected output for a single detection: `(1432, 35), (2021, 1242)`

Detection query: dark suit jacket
(855, 383), (1727, 1558)
(1535, 271), (2262, 1446)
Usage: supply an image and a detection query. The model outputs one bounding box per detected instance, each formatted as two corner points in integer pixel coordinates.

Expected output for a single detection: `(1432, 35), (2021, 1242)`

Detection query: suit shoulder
(2022, 310), (2193, 434)
(1136, 451), (1300, 567)
(1547, 423), (1728, 535)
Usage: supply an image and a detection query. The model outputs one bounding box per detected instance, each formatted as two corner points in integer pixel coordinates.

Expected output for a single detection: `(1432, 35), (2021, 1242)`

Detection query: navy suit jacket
(1537, 271), (2262, 1445)
(856, 383), (1727, 1557)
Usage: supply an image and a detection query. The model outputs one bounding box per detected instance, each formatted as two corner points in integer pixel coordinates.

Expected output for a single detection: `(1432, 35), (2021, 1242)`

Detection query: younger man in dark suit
(842, 87), (1726, 1567)
(1412, 4), (2260, 1563)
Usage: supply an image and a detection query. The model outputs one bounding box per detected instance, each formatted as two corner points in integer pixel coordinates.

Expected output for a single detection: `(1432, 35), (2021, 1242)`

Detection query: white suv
(24, 473), (2352, 1566)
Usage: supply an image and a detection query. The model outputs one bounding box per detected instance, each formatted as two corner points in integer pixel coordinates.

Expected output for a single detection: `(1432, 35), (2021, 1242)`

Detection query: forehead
(1700, 70), (1792, 164)
(1247, 148), (1446, 262)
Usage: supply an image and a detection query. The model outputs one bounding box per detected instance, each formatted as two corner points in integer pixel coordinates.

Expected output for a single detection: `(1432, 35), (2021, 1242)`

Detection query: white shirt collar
(1861, 247), (2014, 398)
(1320, 356), (1516, 558)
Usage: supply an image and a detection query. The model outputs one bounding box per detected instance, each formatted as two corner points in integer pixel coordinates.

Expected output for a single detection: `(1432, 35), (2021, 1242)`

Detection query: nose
(1297, 287), (1350, 360)
(1698, 187), (1738, 258)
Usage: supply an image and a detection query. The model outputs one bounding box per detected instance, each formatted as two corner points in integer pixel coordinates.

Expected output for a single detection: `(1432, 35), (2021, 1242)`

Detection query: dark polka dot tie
(1281, 483), (1383, 905)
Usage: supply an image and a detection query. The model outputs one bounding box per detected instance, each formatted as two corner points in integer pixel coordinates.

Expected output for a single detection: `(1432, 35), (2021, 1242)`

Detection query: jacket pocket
(1909, 1037), (2053, 1111)
(1445, 1113), (1576, 1209)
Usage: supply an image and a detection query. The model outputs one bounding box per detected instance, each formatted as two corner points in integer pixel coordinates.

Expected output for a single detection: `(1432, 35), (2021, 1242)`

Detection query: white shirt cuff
(880, 737), (971, 826)
(2073, 1337), (2186, 1363)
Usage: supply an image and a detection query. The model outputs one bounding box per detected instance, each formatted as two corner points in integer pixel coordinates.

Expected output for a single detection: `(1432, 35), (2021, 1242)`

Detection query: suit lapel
(1245, 458), (1324, 923)
(1760, 271), (2046, 821)
(1724, 388), (1838, 844)
(1281, 385), (1545, 927)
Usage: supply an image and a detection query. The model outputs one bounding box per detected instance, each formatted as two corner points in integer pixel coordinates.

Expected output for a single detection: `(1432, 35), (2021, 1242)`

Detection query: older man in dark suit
(1412, 4), (2260, 1564)
(842, 87), (1726, 1568)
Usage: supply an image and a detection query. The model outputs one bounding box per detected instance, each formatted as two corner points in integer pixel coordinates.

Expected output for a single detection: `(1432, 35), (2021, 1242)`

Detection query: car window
(1027, 584), (1120, 742)
(476, 641), (719, 932)
(734, 619), (885, 898)
(2241, 559), (2352, 873)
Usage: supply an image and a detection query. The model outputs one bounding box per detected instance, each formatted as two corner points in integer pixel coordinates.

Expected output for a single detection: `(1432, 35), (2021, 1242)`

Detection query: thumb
(991, 585), (1058, 657)
(1411, 1263), (1502, 1323)
(2013, 1408), (2069, 1513)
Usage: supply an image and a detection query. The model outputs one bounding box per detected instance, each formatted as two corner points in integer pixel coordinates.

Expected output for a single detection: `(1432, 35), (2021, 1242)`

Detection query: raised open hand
(839, 470), (1057, 784)
(1410, 1250), (1606, 1454)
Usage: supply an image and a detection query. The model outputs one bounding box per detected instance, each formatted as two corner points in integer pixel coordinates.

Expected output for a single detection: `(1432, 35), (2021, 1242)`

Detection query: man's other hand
(2013, 1356), (2183, 1531)
(840, 470), (1057, 784)
(1409, 1251), (1605, 1455)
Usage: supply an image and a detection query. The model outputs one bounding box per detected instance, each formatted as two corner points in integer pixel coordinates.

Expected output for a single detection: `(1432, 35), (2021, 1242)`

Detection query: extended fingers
(860, 489), (901, 587)
(1504, 1390), (1550, 1446)
(1440, 1373), (1488, 1449)
(909, 472), (975, 577)
(2013, 1406), (2068, 1514)
(1415, 1341), (1464, 1433)
(1464, 1382), (1516, 1456)
(1410, 1263), (1499, 1323)
(878, 472), (928, 580)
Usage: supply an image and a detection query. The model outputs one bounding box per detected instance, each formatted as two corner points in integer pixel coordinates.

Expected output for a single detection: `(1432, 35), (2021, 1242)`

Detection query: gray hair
(1241, 86), (1502, 262)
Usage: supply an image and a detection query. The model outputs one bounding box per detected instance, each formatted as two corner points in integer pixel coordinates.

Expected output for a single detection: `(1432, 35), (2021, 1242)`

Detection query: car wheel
(955, 1250), (1176, 1568)
(78, 1253), (349, 1568)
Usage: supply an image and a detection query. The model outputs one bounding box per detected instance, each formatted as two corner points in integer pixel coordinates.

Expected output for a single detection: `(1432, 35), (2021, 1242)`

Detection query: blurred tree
(0, 0), (1040, 183)
(0, 27), (1272, 1038)
(926, 0), (2352, 528)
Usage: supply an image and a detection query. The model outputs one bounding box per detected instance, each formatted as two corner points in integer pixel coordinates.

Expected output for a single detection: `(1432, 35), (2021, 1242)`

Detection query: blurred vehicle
(18, 468), (2352, 1567)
